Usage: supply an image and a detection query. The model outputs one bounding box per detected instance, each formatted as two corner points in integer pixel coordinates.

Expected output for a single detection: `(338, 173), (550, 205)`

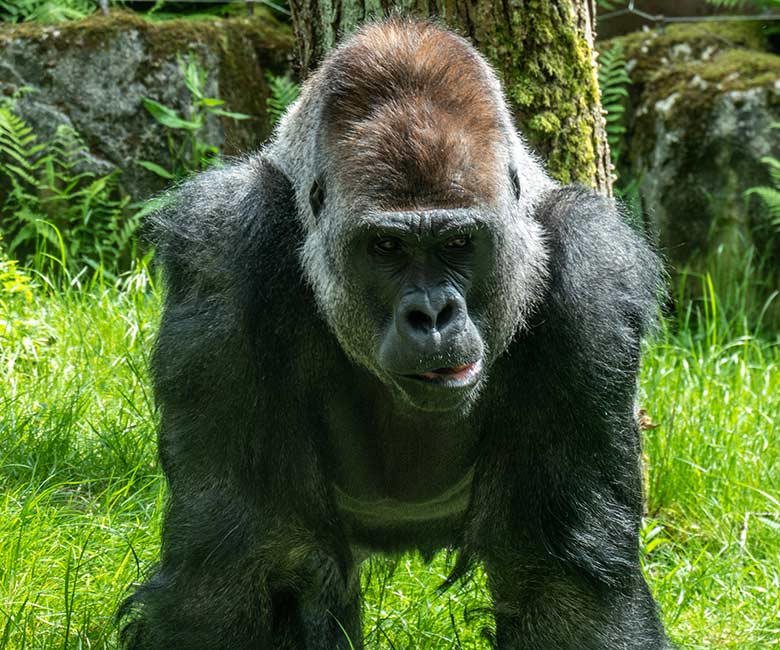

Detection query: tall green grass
(1, 268), (160, 649)
(0, 262), (778, 649)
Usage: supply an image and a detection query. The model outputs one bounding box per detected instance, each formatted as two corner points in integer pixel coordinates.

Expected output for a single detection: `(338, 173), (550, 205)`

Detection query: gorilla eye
(374, 237), (403, 254)
(309, 178), (325, 218)
(445, 236), (470, 249)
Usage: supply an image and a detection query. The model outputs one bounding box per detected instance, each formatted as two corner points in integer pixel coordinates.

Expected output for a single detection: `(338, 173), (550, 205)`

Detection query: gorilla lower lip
(413, 360), (482, 385)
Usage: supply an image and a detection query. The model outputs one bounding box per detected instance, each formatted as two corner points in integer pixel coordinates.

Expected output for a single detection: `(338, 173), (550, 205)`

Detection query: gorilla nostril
(436, 303), (454, 330)
(407, 310), (433, 332)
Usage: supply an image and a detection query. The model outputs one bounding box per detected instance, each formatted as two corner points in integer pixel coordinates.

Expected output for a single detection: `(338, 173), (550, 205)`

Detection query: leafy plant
(0, 232), (48, 363)
(0, 0), (98, 23)
(0, 236), (34, 303)
(266, 73), (300, 127)
(598, 42), (630, 170)
(745, 124), (780, 232)
(139, 53), (249, 181)
(0, 99), (141, 279)
(597, 41), (644, 222)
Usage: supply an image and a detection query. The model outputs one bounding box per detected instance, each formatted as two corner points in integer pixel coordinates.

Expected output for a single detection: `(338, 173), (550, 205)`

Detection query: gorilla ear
(309, 177), (325, 218)
(509, 165), (521, 201)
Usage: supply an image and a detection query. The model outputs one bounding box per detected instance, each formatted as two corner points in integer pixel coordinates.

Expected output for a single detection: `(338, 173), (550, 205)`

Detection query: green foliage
(705, 0), (780, 9)
(266, 73), (300, 127)
(0, 99), (140, 279)
(0, 233), (50, 363)
(1, 53), (251, 281)
(139, 53), (249, 181)
(0, 0), (98, 23)
(597, 41), (643, 220)
(745, 124), (780, 232)
(0, 236), (34, 302)
(597, 0), (780, 11)
(597, 42), (630, 170)
(142, 0), (255, 21)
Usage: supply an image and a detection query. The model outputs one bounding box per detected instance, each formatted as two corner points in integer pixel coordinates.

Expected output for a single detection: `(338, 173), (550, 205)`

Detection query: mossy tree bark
(287, 0), (612, 194)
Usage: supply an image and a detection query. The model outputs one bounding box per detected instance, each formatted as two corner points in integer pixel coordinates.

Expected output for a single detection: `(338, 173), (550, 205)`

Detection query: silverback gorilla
(120, 18), (670, 650)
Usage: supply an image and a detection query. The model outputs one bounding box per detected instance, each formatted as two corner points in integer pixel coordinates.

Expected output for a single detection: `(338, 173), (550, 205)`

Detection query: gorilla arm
(120, 157), (360, 650)
(464, 186), (668, 650)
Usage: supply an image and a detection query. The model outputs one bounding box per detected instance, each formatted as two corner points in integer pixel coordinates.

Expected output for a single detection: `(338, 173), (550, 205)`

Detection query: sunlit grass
(0, 266), (778, 649)
(638, 272), (780, 649)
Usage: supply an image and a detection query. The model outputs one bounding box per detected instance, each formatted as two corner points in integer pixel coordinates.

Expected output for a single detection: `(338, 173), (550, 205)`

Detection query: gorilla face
(304, 173), (547, 414)
(352, 207), (489, 411)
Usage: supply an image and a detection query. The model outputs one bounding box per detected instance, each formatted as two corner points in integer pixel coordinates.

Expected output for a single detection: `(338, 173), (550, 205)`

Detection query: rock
(607, 22), (780, 270)
(0, 11), (294, 201)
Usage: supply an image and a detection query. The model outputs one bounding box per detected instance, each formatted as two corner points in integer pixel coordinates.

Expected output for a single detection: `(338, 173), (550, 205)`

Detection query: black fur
(119, 20), (670, 650)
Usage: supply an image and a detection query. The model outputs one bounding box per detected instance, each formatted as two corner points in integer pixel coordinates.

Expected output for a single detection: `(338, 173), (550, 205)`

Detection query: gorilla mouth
(410, 360), (482, 386)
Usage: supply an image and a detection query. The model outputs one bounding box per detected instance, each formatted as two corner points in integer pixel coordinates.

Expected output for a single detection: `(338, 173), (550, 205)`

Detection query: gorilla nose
(397, 291), (466, 347)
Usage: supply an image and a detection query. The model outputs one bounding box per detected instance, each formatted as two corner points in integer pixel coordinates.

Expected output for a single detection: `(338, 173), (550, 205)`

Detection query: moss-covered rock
(0, 11), (293, 200)
(606, 22), (780, 269)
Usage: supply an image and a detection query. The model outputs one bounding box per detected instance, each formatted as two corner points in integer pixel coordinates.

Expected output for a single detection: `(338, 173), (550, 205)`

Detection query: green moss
(528, 111), (561, 134)
(607, 21), (772, 84)
(474, 0), (602, 186)
(0, 9), (291, 56)
(663, 49), (780, 96)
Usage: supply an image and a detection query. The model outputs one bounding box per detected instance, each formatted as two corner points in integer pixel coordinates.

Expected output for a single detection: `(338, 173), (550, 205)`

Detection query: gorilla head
(270, 21), (549, 413)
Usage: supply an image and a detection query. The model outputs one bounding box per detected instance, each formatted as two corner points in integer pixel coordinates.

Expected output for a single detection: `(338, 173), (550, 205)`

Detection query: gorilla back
(120, 18), (671, 650)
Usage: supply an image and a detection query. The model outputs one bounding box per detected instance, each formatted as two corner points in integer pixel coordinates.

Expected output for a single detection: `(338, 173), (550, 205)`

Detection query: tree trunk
(287, 0), (612, 195)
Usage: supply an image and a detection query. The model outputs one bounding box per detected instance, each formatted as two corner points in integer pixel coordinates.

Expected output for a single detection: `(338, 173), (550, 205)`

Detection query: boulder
(0, 10), (293, 201)
(609, 22), (780, 271)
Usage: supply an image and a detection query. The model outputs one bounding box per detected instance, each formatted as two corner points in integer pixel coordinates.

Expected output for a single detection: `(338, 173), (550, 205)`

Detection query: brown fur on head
(320, 19), (504, 209)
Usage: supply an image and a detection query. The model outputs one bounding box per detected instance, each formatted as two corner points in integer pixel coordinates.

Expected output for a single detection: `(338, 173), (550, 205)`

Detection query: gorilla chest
(323, 387), (478, 520)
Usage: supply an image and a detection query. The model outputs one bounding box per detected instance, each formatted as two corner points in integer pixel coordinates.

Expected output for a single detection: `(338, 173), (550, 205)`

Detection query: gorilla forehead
(319, 19), (505, 208)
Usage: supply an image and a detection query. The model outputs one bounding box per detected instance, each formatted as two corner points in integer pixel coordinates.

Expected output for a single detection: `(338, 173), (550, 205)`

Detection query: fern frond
(0, 104), (46, 174)
(266, 74), (300, 127)
(597, 42), (631, 169)
(746, 186), (780, 220)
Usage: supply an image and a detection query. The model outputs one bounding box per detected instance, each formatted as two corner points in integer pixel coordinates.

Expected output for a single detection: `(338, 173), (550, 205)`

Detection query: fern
(266, 73), (300, 127)
(0, 103), (46, 187)
(597, 42), (631, 170)
(0, 0), (97, 23)
(0, 101), (139, 279)
(745, 127), (780, 230)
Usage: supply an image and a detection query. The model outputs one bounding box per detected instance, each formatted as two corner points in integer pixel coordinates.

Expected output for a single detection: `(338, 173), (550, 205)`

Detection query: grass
(0, 265), (778, 649)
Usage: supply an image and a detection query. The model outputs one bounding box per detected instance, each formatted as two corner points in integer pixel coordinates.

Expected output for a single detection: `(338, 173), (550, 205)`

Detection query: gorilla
(120, 18), (670, 650)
